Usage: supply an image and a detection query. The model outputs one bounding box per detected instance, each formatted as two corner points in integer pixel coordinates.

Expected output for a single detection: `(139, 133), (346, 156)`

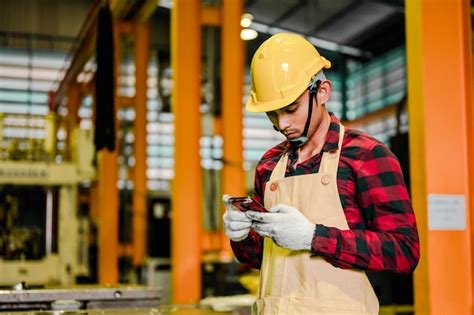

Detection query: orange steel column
(171, 0), (202, 303)
(221, 0), (244, 257)
(406, 1), (472, 314)
(132, 21), (149, 267)
(97, 14), (120, 285)
(97, 149), (119, 283)
(405, 2), (429, 313)
(67, 82), (80, 127)
(470, 22), (474, 315)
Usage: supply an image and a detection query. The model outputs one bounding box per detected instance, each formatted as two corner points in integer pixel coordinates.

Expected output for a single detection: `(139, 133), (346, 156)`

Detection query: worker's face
(266, 91), (309, 140)
(266, 80), (331, 141)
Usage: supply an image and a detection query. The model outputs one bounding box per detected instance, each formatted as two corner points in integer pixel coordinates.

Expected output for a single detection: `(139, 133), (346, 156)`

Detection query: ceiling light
(240, 13), (253, 28)
(240, 28), (258, 41)
(157, 0), (173, 9)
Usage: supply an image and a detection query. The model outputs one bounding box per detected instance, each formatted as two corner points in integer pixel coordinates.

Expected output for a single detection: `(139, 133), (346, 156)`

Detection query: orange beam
(406, 1), (472, 313)
(66, 82), (81, 160)
(97, 12), (120, 285)
(470, 24), (474, 315)
(221, 0), (244, 257)
(50, 0), (156, 112)
(171, 0), (202, 303)
(132, 21), (149, 267)
(98, 149), (119, 284)
(201, 6), (220, 26)
(118, 21), (134, 34)
(119, 244), (134, 257)
(117, 96), (135, 108)
(50, 1), (99, 112)
(67, 82), (81, 127)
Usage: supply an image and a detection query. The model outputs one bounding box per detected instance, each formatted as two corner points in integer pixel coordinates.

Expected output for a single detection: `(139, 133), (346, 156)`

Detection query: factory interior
(0, 0), (473, 314)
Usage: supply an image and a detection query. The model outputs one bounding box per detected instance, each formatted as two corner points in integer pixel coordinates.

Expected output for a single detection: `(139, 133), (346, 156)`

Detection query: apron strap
(269, 152), (288, 182)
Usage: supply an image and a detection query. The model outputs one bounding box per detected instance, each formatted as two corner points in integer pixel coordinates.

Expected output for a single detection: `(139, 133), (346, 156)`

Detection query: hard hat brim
(245, 89), (303, 113)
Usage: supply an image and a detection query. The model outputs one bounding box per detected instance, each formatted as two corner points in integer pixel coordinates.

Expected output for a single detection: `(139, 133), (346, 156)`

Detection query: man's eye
(286, 106), (297, 113)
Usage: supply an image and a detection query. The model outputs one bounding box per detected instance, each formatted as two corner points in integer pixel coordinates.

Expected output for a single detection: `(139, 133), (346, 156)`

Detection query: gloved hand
(222, 194), (252, 242)
(246, 204), (315, 251)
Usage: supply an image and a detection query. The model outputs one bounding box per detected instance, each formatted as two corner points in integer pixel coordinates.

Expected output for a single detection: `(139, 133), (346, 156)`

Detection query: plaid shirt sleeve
(230, 230), (263, 269)
(229, 167), (266, 269)
(312, 142), (420, 273)
(229, 142), (289, 269)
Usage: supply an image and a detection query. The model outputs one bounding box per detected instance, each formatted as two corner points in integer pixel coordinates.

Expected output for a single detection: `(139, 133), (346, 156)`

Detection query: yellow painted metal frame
(406, 0), (473, 313)
(405, 2), (428, 310)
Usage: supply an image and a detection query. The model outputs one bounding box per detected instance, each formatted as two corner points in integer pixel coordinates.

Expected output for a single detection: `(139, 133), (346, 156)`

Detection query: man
(222, 33), (419, 314)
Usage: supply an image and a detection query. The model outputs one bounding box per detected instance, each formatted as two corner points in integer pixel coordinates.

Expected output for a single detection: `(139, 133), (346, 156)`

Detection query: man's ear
(317, 80), (332, 104)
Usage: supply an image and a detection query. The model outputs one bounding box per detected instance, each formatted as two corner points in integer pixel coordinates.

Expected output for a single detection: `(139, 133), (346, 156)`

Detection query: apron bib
(254, 125), (379, 315)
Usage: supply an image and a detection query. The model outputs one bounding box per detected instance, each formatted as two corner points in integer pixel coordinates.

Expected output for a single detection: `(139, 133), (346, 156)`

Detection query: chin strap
(287, 80), (321, 147)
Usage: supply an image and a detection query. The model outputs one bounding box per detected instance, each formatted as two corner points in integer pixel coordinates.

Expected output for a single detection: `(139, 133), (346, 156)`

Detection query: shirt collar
(322, 112), (341, 152)
(285, 112), (341, 155)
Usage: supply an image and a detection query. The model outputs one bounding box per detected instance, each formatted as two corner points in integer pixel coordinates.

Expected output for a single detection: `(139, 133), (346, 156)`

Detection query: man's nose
(278, 114), (290, 130)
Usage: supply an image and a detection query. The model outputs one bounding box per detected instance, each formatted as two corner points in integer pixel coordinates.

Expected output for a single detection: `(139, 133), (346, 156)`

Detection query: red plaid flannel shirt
(231, 113), (419, 273)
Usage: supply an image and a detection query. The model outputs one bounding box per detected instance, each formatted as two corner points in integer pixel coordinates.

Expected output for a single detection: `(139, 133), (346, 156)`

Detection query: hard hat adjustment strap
(301, 91), (314, 138)
(287, 80), (320, 147)
(300, 79), (321, 139)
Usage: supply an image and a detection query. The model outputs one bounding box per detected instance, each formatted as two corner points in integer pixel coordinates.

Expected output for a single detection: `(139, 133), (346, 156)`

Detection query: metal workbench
(0, 285), (249, 314)
(0, 286), (161, 311)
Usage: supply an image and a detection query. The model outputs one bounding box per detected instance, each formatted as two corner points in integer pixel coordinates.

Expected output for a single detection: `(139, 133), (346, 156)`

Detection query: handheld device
(228, 196), (267, 212)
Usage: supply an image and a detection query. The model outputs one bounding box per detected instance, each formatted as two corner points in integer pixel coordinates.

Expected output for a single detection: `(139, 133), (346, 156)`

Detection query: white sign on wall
(428, 194), (466, 231)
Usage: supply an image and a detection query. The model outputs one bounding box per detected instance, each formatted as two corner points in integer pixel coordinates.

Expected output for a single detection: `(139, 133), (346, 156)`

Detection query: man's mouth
(284, 131), (298, 138)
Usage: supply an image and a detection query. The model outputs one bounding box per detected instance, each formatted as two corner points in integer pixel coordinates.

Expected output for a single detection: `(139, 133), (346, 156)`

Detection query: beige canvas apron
(254, 125), (379, 315)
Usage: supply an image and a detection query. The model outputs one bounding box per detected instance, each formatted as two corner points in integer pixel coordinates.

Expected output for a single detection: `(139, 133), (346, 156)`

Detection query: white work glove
(222, 194), (252, 242)
(246, 204), (315, 251)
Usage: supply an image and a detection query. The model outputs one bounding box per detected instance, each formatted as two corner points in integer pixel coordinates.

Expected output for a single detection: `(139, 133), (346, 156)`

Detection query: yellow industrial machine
(0, 115), (95, 287)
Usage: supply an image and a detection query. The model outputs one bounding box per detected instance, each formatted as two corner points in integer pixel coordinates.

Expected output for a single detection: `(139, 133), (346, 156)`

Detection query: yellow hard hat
(246, 33), (331, 113)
